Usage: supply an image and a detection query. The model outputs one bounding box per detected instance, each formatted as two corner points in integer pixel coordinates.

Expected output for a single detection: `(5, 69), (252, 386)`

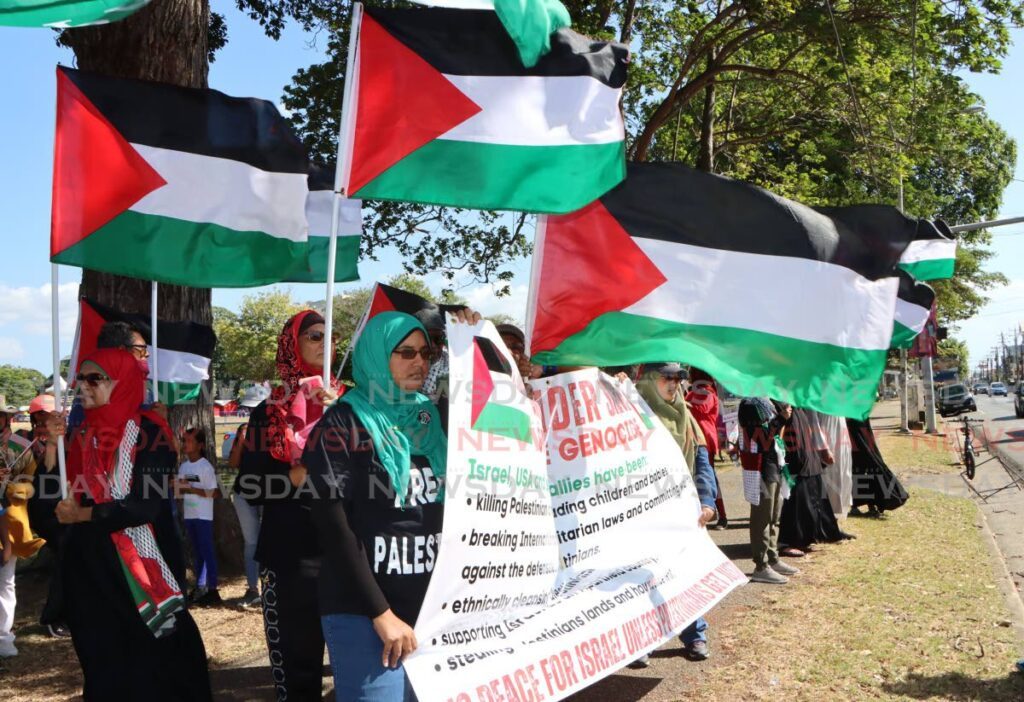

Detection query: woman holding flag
(54, 348), (211, 701)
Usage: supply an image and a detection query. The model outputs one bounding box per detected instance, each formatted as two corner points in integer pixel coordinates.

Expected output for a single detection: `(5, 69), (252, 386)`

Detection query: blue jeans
(231, 495), (261, 590)
(681, 617), (708, 645)
(321, 613), (418, 702)
(184, 518), (218, 589)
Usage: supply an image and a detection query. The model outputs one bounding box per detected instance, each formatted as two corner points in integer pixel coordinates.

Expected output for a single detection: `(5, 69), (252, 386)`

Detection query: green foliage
(0, 365), (46, 407)
(213, 292), (302, 382)
(938, 337), (969, 380)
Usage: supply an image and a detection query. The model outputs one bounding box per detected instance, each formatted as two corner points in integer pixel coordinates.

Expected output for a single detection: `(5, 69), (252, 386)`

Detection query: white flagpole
(150, 281), (159, 404)
(335, 282), (377, 382)
(524, 215), (547, 357)
(324, 1), (364, 390)
(50, 264), (67, 500)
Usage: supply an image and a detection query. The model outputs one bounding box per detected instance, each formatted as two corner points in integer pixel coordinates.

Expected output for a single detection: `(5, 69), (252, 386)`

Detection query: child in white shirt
(176, 428), (221, 606)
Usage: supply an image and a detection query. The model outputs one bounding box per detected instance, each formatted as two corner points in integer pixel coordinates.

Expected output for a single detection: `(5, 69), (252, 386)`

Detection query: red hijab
(266, 310), (339, 463)
(67, 349), (145, 502)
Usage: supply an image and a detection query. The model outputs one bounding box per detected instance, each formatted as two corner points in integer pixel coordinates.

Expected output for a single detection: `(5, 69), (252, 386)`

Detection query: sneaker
(627, 654), (650, 669)
(684, 640), (710, 661)
(1016, 658), (1024, 674)
(750, 566), (788, 585)
(712, 518), (728, 531)
(239, 587), (261, 610)
(0, 642), (17, 658)
(46, 623), (71, 639)
(192, 588), (223, 607)
(187, 587), (208, 604)
(769, 560), (800, 576)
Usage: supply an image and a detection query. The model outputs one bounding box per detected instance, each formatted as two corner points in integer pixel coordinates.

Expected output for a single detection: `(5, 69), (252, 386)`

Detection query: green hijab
(342, 312), (448, 504)
(635, 369), (702, 473)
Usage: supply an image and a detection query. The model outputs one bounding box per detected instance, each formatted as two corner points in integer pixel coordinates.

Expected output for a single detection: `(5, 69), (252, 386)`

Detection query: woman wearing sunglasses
(54, 349), (211, 701)
(235, 310), (339, 701)
(305, 310), (477, 701)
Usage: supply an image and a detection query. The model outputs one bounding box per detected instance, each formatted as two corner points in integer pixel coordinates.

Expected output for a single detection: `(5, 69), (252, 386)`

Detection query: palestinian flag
(471, 335), (533, 442)
(51, 66), (312, 287)
(406, 0), (570, 67)
(283, 163), (361, 283)
(891, 271), (936, 350)
(71, 298), (216, 406)
(339, 5), (627, 214)
(0, 0), (149, 28)
(527, 163), (926, 419)
(898, 220), (956, 281)
(350, 282), (465, 346)
(4, 432), (33, 468)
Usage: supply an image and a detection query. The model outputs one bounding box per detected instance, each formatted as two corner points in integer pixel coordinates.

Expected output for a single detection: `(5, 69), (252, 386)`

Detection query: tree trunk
(63, 0), (242, 573)
(696, 56), (717, 172)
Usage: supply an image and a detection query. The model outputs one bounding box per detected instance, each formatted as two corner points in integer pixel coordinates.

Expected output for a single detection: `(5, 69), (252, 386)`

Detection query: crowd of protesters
(0, 309), (933, 701)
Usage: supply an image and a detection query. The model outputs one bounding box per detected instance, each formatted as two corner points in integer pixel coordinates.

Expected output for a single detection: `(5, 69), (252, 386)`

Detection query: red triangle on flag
(50, 68), (167, 258)
(70, 299), (107, 381)
(348, 14), (482, 194)
(531, 201), (667, 354)
(366, 284), (397, 320)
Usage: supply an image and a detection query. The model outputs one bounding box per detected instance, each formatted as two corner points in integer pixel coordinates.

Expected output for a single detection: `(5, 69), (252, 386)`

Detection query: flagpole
(50, 264), (67, 500)
(524, 215), (546, 357)
(335, 282), (377, 382)
(324, 1), (364, 390)
(150, 281), (159, 404)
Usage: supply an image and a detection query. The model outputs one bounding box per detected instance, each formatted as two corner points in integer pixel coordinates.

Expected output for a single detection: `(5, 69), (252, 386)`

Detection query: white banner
(405, 321), (745, 701)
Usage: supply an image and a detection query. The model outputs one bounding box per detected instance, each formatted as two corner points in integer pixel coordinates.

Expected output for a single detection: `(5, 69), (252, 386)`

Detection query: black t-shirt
(304, 402), (444, 625)
(236, 403), (322, 571)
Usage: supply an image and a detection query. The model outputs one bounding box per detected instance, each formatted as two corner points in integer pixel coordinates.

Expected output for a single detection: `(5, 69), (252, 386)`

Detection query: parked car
(975, 384), (989, 395)
(1015, 383), (1024, 418)
(990, 382), (1008, 397)
(937, 383), (977, 417)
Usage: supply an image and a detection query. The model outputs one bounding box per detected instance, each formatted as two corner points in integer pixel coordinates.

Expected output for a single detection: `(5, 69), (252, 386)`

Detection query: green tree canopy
(213, 291), (302, 382)
(0, 365), (47, 407)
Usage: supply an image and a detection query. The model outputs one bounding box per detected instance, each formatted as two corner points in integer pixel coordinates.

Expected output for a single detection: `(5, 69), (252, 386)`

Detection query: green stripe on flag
(152, 381), (203, 406)
(357, 140), (626, 214)
(283, 235), (361, 283)
(890, 321), (918, 350)
(0, 0), (150, 27)
(532, 312), (887, 419)
(52, 210), (308, 288)
(473, 402), (533, 443)
(898, 259), (955, 281)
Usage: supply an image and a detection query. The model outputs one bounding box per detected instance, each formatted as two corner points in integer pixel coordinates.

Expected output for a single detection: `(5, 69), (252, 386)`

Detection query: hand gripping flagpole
(151, 281), (160, 404)
(324, 1), (364, 390)
(50, 264), (68, 500)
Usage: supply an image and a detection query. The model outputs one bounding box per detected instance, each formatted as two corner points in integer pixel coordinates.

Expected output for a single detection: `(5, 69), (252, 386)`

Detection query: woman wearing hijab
(54, 348), (211, 701)
(686, 367), (728, 529)
(846, 417), (908, 515)
(236, 309), (339, 701)
(634, 363), (718, 662)
(305, 312), (448, 701)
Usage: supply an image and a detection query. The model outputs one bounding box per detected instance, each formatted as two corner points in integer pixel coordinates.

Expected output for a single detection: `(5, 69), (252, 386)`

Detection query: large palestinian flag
(527, 163), (927, 419)
(1, 0), (149, 27)
(284, 163), (361, 283)
(71, 298), (216, 406)
(51, 66), (312, 287)
(339, 4), (627, 214)
(898, 220), (956, 281)
(891, 271), (936, 350)
(471, 335), (534, 442)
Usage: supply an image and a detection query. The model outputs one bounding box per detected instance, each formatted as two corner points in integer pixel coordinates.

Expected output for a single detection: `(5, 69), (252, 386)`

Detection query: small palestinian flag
(0, 0), (149, 28)
(51, 66), (312, 287)
(471, 335), (533, 441)
(891, 271), (936, 350)
(527, 163), (927, 419)
(339, 5), (627, 214)
(4, 432), (33, 467)
(406, 0), (570, 67)
(71, 298), (216, 406)
(349, 283), (466, 350)
(898, 220), (956, 281)
(284, 163), (361, 283)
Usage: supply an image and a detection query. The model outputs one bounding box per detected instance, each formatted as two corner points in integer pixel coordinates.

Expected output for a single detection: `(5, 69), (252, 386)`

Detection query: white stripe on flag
(899, 238), (956, 264)
(306, 191), (362, 237)
(147, 347), (211, 384)
(438, 75), (624, 146)
(625, 237), (899, 351)
(130, 144), (309, 242)
(894, 298), (928, 333)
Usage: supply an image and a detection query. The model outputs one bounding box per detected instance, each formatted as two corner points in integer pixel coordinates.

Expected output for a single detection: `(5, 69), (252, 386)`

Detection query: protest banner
(404, 321), (745, 702)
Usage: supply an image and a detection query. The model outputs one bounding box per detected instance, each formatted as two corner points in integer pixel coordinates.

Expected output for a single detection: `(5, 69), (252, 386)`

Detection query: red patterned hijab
(266, 310), (339, 463)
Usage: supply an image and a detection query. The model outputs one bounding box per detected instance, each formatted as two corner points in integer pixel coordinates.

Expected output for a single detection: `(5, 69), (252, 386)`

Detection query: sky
(0, 8), (1020, 375)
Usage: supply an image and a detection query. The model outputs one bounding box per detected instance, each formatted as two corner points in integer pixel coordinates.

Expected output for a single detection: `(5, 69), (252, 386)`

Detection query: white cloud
(0, 282), (80, 342)
(0, 337), (25, 362)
